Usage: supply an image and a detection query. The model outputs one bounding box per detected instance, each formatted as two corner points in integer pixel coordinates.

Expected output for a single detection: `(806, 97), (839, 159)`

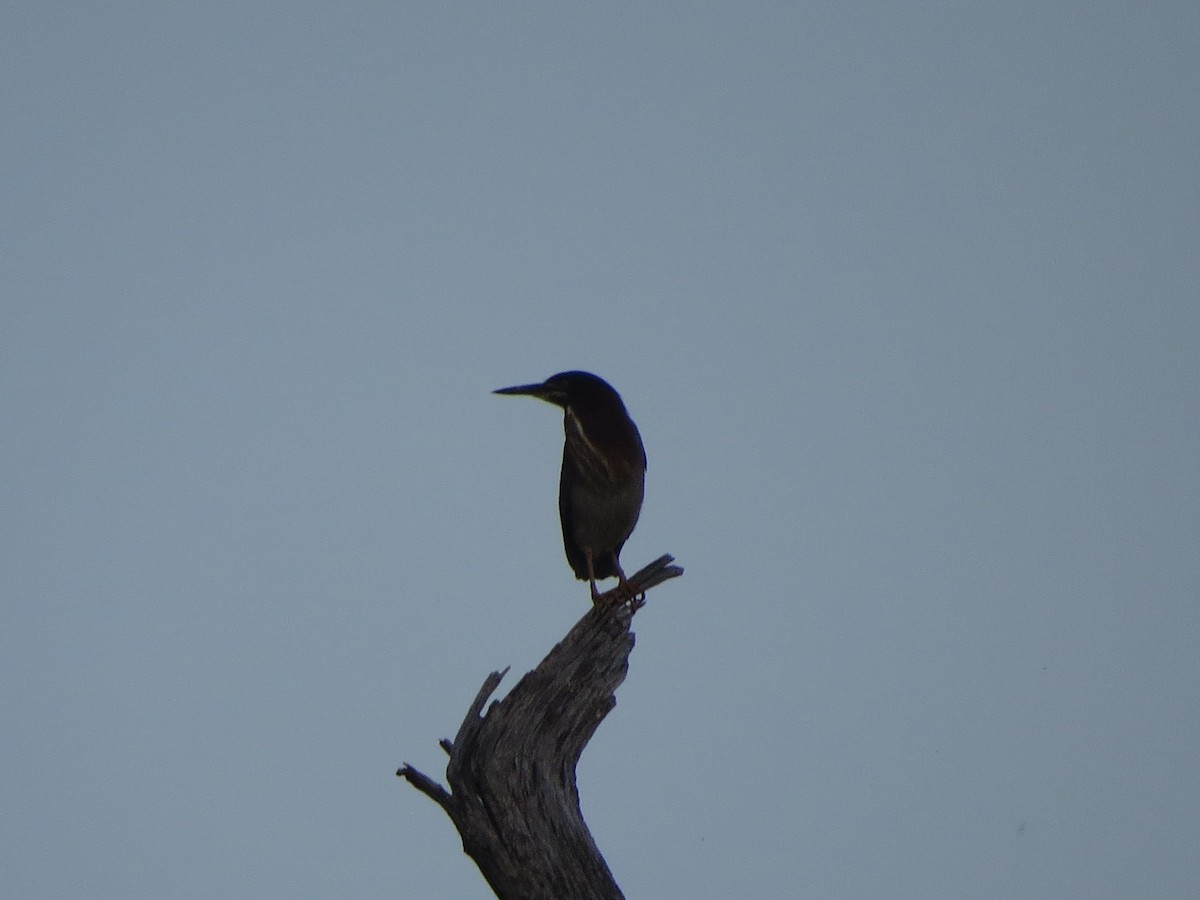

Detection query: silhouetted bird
(494, 371), (646, 601)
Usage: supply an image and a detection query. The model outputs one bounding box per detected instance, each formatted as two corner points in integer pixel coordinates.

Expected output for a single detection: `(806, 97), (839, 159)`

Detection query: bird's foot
(593, 579), (645, 612)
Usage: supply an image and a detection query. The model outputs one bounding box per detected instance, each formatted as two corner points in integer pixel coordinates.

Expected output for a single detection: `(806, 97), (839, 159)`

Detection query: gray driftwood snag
(398, 555), (682, 900)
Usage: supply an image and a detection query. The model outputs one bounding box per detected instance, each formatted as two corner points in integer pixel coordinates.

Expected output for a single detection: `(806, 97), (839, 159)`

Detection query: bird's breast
(563, 408), (643, 488)
(562, 407), (646, 550)
(565, 469), (645, 550)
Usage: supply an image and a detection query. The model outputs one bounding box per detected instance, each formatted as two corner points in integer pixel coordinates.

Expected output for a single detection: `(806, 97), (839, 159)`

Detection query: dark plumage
(494, 371), (646, 600)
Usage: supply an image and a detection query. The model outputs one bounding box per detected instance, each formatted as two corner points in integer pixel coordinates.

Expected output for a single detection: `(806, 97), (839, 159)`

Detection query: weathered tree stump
(397, 555), (683, 900)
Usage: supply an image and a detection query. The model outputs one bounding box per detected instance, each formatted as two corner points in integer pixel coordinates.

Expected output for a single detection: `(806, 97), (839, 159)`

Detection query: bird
(494, 371), (646, 601)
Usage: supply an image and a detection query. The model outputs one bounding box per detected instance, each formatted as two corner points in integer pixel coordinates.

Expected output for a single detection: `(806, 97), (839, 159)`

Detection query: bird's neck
(564, 407), (644, 481)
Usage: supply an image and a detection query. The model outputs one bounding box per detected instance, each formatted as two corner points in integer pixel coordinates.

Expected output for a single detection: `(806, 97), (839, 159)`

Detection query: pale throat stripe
(566, 408), (613, 482)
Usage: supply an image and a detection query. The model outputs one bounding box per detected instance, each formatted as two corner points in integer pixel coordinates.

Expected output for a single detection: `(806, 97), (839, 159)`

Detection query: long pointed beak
(493, 382), (547, 397)
(494, 380), (569, 407)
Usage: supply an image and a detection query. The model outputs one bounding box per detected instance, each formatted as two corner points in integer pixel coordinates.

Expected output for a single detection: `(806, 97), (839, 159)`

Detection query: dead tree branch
(397, 554), (683, 900)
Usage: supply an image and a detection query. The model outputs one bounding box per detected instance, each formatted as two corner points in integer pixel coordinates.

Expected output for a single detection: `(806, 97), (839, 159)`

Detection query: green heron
(494, 371), (646, 601)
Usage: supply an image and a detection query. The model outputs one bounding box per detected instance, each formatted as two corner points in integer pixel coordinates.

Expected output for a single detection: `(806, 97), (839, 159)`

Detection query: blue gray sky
(4, 3), (1198, 898)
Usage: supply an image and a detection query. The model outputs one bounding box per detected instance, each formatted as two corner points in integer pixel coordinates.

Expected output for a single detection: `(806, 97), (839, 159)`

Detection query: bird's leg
(587, 556), (642, 609)
(586, 550), (604, 602)
(613, 559), (628, 587)
(588, 553), (644, 608)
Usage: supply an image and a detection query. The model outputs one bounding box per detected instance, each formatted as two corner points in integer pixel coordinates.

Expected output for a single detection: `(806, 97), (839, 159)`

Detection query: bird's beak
(493, 382), (545, 397)
(493, 381), (566, 406)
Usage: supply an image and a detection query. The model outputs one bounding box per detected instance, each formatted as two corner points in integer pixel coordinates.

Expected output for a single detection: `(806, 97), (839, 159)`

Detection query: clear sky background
(4, 3), (1198, 898)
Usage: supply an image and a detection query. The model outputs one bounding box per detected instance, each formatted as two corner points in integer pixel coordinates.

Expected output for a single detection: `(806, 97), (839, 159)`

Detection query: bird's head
(493, 371), (624, 412)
